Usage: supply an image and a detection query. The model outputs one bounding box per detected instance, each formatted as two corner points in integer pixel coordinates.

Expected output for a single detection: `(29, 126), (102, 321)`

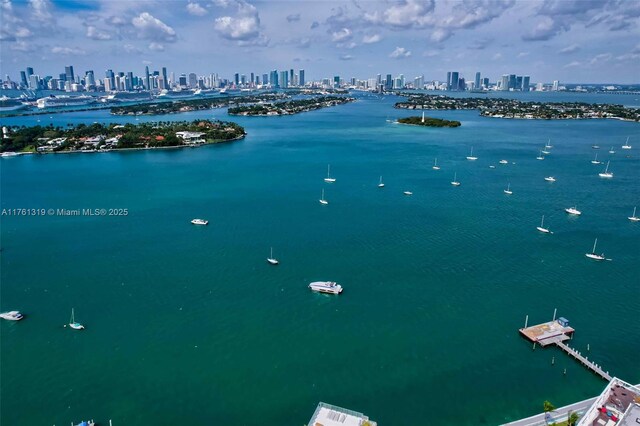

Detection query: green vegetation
(395, 94), (640, 121)
(0, 120), (245, 153)
(228, 96), (354, 116)
(110, 93), (287, 116)
(397, 116), (461, 127)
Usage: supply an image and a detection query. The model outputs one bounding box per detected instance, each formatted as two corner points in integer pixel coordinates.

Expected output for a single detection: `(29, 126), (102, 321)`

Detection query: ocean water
(1, 93), (639, 426)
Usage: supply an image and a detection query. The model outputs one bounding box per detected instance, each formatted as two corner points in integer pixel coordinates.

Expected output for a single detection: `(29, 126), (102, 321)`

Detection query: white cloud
(339, 54), (353, 60)
(148, 42), (165, 51)
(331, 28), (352, 42)
(389, 46), (411, 59)
(430, 28), (452, 42)
(517, 51), (529, 58)
(367, 0), (435, 28)
(559, 44), (580, 54)
(589, 53), (611, 65)
(492, 52), (503, 60)
(186, 2), (208, 16)
(214, 1), (266, 44)
(362, 34), (382, 44)
(51, 46), (87, 55)
(123, 44), (142, 54)
(132, 12), (176, 42)
(86, 25), (111, 40)
(563, 61), (582, 68)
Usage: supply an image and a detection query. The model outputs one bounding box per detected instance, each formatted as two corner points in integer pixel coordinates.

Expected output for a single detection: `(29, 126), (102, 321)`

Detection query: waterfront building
(309, 402), (377, 426)
(509, 74), (516, 90)
(65, 65), (74, 82)
(26, 67), (34, 77)
(577, 378), (640, 425)
(553, 80), (559, 91)
(280, 71), (289, 88)
(501, 74), (509, 91)
(451, 71), (459, 91)
(270, 70), (279, 88)
(299, 69), (305, 87)
(458, 77), (466, 91)
(28, 74), (40, 90)
(414, 75), (424, 89)
(85, 71), (95, 89)
(522, 75), (530, 92)
(179, 74), (187, 88)
(234, 73), (239, 86)
(19, 71), (27, 88)
(536, 82), (544, 91)
(105, 69), (115, 90)
(516, 76), (523, 91)
(162, 67), (168, 90)
(385, 73), (392, 90)
(333, 75), (340, 88)
(475, 72), (481, 90)
(446, 71), (452, 90)
(482, 77), (489, 88)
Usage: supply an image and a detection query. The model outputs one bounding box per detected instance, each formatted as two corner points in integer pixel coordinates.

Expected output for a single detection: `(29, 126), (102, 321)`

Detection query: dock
(519, 311), (612, 381)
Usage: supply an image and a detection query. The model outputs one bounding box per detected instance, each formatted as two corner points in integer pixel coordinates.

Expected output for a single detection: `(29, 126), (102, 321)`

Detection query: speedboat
(499, 160), (508, 164)
(592, 145), (600, 149)
(1, 152), (20, 157)
(308, 281), (343, 294)
(544, 176), (556, 182)
(191, 219), (208, 225)
(565, 206), (582, 216)
(0, 311), (24, 321)
(403, 191), (413, 195)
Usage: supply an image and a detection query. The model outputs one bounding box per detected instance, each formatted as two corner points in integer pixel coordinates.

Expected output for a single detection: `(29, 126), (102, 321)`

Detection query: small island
(395, 94), (640, 122)
(397, 116), (461, 127)
(227, 96), (355, 116)
(0, 120), (246, 154)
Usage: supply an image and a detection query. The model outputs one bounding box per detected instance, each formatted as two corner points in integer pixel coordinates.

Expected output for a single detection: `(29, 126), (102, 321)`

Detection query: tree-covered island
(0, 120), (245, 153)
(228, 96), (355, 116)
(110, 93), (287, 116)
(395, 94), (640, 122)
(397, 116), (461, 127)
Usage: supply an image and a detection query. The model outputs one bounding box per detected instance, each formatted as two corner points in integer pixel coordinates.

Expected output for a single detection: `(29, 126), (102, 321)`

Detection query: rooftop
(308, 402), (376, 426)
(578, 378), (640, 426)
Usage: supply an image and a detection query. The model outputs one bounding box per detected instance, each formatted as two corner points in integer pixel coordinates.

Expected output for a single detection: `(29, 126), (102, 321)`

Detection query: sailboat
(432, 158), (440, 170)
(324, 164), (336, 183)
(591, 153), (600, 164)
(621, 137), (631, 150)
(267, 247), (279, 265)
(451, 172), (461, 186)
(536, 215), (552, 234)
(378, 176), (385, 188)
(585, 238), (606, 261)
(536, 150), (544, 160)
(609, 146), (615, 154)
(68, 308), (84, 330)
(421, 111), (425, 123)
(466, 147), (477, 161)
(545, 139), (553, 149)
(629, 207), (640, 222)
(319, 188), (328, 205)
(503, 182), (512, 195)
(541, 146), (551, 155)
(598, 161), (613, 178)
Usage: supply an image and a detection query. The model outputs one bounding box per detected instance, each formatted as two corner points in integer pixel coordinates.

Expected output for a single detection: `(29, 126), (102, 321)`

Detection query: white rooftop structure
(308, 402), (376, 426)
(578, 378), (640, 426)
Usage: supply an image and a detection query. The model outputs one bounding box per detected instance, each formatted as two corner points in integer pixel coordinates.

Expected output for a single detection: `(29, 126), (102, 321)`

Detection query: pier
(519, 310), (611, 381)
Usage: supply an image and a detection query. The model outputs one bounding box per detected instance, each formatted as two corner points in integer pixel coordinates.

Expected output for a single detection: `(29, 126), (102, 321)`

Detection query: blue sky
(1, 0), (639, 84)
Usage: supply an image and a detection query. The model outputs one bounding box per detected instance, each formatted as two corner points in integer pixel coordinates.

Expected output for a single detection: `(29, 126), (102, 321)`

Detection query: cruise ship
(36, 95), (96, 109)
(0, 96), (28, 112)
(308, 281), (343, 295)
(105, 92), (152, 102)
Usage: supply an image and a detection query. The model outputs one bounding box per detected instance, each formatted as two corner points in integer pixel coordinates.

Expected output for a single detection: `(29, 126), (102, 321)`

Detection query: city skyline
(0, 0), (639, 84)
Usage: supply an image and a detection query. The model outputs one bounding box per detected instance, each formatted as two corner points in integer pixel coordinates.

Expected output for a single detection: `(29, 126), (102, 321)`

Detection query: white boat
(608, 146), (615, 154)
(0, 311), (24, 321)
(489, 165), (496, 169)
(267, 247), (279, 265)
(451, 172), (461, 186)
(598, 161), (613, 178)
(319, 188), (328, 205)
(591, 154), (600, 164)
(378, 176), (385, 188)
(541, 149), (551, 155)
(36, 95), (95, 109)
(536, 150), (544, 160)
(432, 158), (440, 170)
(403, 191), (413, 195)
(68, 308), (84, 330)
(1, 152), (20, 157)
(544, 176), (556, 182)
(585, 238), (606, 261)
(466, 147), (477, 161)
(191, 218), (208, 225)
(308, 281), (343, 294)
(545, 140), (553, 149)
(629, 207), (640, 222)
(324, 164), (336, 183)
(621, 137), (631, 150)
(536, 215), (552, 234)
(503, 183), (512, 195)
(499, 160), (508, 164)
(592, 145), (600, 149)
(565, 206), (582, 215)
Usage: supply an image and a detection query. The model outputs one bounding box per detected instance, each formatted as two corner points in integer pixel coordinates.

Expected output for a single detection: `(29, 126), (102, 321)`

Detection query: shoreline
(3, 134), (246, 157)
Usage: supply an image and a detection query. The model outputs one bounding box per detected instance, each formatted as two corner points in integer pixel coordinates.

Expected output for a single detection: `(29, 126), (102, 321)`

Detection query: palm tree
(567, 411), (579, 426)
(543, 400), (556, 425)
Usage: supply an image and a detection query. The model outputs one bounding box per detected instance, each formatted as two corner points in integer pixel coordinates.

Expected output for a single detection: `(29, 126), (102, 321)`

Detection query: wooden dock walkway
(555, 341), (612, 381)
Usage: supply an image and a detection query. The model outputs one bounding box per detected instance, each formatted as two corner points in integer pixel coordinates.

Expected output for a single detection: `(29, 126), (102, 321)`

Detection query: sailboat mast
(592, 238), (598, 253)
(541, 215), (544, 227)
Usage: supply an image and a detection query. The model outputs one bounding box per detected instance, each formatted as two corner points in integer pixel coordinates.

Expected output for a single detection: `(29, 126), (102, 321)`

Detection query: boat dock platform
(519, 313), (612, 381)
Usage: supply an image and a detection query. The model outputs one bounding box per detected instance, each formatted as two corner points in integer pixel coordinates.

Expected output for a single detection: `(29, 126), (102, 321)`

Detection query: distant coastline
(396, 116), (461, 127)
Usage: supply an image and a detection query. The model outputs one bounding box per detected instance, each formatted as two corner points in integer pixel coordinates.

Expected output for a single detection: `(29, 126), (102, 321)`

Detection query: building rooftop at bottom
(578, 378), (640, 426)
(309, 402), (376, 426)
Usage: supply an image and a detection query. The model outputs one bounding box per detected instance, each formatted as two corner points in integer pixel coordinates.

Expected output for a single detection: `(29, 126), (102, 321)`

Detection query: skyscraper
(508, 74), (516, 90)
(500, 75), (509, 91)
(552, 80), (559, 91)
(65, 66), (74, 82)
(250, 72), (254, 87)
(299, 69), (305, 87)
(385, 74), (392, 91)
(26, 67), (34, 77)
(20, 71), (27, 88)
(270, 70), (279, 88)
(105, 69), (115, 90)
(451, 72), (459, 91)
(280, 71), (288, 88)
(144, 66), (150, 90)
(522, 76), (530, 92)
(189, 73), (198, 88)
(162, 67), (168, 90)
(474, 72), (481, 90)
(446, 71), (452, 90)
(482, 77), (489, 88)
(262, 73), (269, 86)
(290, 69), (294, 84)
(234, 73), (239, 86)
(85, 70), (95, 88)
(333, 75), (340, 88)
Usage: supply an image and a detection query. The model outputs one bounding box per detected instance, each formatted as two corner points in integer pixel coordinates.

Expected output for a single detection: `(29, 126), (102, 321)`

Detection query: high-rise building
(162, 67), (168, 90)
(65, 65), (74, 82)
(414, 75), (424, 89)
(250, 72), (255, 86)
(105, 69), (115, 90)
(85, 70), (95, 88)
(290, 69), (294, 84)
(522, 75), (530, 92)
(501, 74), (509, 91)
(508, 74), (516, 90)
(333, 75), (340, 88)
(20, 71), (27, 88)
(458, 77), (466, 91)
(240, 74), (246, 86)
(482, 77), (489, 88)
(270, 70), (278, 88)
(280, 71), (288, 88)
(26, 67), (34, 77)
(450, 72), (459, 91)
(234, 73), (239, 86)
(179, 74), (187, 87)
(299, 69), (305, 87)
(376, 74), (382, 86)
(385, 74), (392, 90)
(262, 73), (268, 86)
(188, 72), (197, 88)
(474, 72), (481, 90)
(144, 66), (150, 90)
(28, 74), (40, 89)
(552, 80), (559, 91)
(446, 71), (452, 90)
(516, 76), (523, 91)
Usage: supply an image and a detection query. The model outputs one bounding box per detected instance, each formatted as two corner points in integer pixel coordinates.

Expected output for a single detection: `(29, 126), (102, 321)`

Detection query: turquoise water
(1, 94), (639, 425)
